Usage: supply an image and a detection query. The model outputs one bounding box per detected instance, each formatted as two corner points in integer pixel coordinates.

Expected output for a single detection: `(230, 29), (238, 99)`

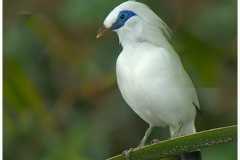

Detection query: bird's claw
(150, 139), (160, 144)
(122, 148), (134, 160)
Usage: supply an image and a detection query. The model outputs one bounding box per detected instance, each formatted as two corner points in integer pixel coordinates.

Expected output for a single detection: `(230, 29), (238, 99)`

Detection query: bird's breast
(115, 46), (195, 126)
(116, 50), (171, 106)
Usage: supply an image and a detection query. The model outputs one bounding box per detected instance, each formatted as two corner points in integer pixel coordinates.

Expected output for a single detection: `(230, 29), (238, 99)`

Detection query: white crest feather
(104, 1), (173, 43)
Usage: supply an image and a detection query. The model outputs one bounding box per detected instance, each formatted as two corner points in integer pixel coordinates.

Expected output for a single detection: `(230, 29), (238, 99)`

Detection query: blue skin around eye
(110, 10), (136, 30)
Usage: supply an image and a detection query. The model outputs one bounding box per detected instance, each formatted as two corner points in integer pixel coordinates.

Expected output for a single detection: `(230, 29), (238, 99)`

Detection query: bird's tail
(175, 151), (202, 160)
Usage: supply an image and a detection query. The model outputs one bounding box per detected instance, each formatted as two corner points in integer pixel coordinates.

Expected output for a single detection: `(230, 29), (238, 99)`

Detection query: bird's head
(97, 1), (172, 47)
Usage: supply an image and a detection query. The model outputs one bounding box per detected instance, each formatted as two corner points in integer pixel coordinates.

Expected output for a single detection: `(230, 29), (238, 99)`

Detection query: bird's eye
(120, 14), (125, 19)
(110, 11), (136, 30)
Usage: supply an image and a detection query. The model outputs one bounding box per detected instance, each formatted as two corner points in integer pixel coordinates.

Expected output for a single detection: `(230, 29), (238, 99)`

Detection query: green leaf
(107, 125), (237, 160)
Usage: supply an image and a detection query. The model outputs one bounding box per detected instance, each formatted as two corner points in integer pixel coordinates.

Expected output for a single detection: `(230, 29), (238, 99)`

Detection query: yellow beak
(96, 26), (110, 38)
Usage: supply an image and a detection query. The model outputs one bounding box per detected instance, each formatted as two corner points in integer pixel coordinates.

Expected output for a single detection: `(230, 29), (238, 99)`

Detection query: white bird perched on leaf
(97, 1), (202, 160)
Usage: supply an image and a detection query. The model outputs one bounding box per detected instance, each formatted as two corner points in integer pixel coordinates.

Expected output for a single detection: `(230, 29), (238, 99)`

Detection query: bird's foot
(150, 139), (160, 144)
(122, 148), (134, 160)
(122, 146), (143, 160)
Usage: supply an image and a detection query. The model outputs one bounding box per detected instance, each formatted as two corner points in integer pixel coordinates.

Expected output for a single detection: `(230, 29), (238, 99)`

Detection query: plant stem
(107, 125), (237, 160)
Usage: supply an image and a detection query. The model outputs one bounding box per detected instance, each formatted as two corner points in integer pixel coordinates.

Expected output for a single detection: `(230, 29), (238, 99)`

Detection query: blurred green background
(3, 0), (237, 160)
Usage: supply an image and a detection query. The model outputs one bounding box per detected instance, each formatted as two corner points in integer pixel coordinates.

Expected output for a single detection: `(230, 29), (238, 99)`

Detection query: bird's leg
(123, 125), (154, 160)
(139, 125), (154, 147)
(171, 124), (183, 138)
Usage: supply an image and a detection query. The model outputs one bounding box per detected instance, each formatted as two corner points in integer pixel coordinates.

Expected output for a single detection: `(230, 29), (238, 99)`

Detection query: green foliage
(107, 126), (237, 160)
(3, 0), (237, 160)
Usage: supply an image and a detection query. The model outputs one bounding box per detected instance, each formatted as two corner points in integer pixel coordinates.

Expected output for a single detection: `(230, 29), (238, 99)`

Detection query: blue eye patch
(110, 10), (136, 30)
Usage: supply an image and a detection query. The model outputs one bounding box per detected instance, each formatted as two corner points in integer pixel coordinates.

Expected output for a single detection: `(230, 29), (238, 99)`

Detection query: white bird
(97, 1), (202, 159)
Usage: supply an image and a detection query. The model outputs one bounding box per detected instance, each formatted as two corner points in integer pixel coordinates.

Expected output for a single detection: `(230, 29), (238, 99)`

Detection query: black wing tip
(193, 103), (203, 118)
